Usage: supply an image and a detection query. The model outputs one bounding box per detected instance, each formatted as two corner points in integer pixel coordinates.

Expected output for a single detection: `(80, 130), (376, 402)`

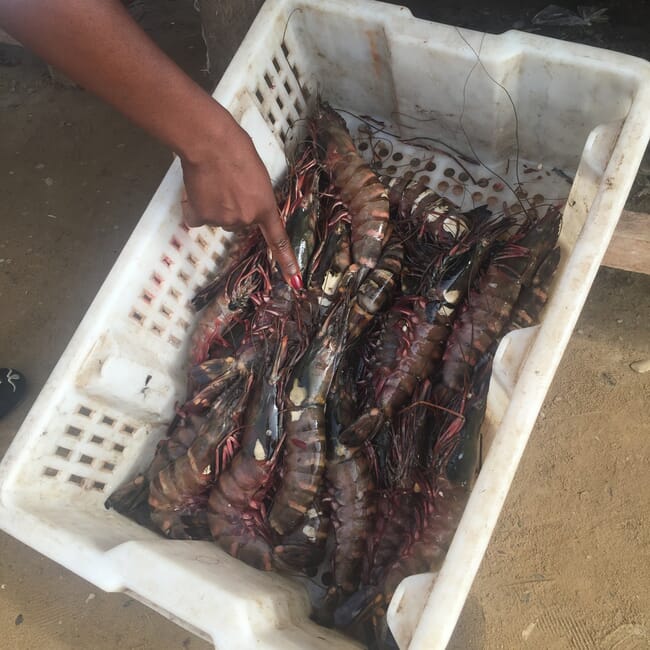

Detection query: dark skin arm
(0, 0), (302, 287)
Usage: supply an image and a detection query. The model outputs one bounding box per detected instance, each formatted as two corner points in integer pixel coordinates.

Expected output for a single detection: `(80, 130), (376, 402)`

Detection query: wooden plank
(601, 210), (650, 275)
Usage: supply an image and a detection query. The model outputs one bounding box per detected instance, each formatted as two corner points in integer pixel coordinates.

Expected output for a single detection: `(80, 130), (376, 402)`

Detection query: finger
(181, 199), (199, 226)
(181, 189), (200, 227)
(259, 212), (302, 289)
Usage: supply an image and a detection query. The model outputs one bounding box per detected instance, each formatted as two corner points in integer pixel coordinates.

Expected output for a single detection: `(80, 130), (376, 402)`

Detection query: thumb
(259, 212), (302, 290)
(180, 187), (199, 227)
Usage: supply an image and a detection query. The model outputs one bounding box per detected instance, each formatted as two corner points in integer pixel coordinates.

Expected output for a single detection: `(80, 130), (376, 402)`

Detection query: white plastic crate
(1, 1), (649, 648)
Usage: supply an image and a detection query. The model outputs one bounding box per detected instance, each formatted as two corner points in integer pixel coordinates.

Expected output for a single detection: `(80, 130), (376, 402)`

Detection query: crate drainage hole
(55, 446), (72, 459)
(130, 309), (144, 324)
(66, 425), (82, 438)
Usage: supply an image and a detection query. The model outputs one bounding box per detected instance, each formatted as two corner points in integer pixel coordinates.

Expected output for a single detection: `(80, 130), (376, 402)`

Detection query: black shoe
(0, 368), (26, 418)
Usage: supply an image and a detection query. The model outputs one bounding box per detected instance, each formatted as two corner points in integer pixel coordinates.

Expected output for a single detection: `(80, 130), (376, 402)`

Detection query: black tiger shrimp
(104, 100), (565, 650)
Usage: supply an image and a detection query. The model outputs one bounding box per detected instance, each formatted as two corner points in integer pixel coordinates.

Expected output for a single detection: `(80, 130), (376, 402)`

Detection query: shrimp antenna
(454, 28), (533, 222)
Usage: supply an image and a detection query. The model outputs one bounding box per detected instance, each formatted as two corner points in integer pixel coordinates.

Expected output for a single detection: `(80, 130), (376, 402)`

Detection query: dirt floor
(0, 1), (649, 649)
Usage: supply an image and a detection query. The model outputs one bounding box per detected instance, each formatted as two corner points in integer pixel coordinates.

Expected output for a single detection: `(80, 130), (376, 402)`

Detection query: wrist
(176, 97), (238, 166)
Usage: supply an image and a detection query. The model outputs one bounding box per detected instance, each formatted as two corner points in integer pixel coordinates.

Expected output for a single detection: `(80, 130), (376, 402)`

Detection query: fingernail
(290, 274), (303, 291)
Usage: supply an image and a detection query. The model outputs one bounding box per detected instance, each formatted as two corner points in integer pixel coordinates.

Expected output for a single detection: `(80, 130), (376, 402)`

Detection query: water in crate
(105, 102), (562, 648)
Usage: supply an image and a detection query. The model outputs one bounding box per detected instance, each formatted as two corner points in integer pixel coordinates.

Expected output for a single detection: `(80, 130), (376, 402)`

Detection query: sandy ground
(1, 2), (648, 649)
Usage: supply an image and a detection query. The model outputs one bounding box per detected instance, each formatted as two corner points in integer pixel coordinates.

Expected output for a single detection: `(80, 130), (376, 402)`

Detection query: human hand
(180, 116), (302, 289)
(0, 0), (300, 285)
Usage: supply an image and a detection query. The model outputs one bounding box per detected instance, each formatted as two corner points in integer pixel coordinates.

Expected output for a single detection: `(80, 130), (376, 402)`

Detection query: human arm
(0, 0), (301, 286)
